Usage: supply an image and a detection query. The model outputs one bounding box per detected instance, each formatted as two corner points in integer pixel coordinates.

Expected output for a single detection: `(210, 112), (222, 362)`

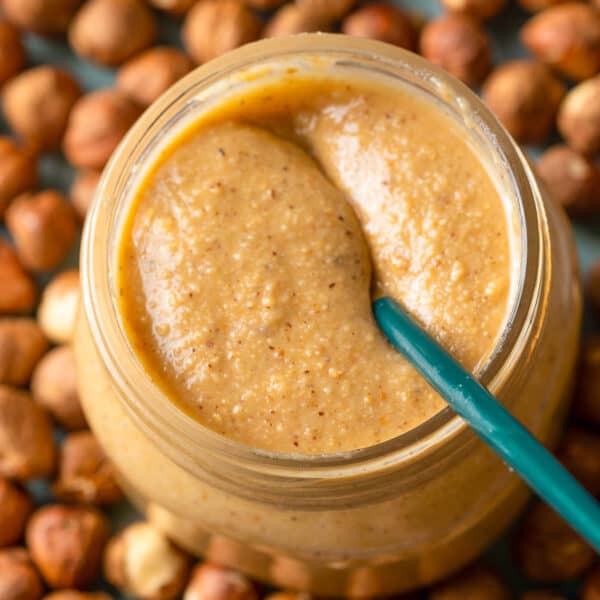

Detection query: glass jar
(74, 35), (581, 597)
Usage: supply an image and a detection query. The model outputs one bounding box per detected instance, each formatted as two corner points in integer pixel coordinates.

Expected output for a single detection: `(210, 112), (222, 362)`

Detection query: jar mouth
(81, 35), (543, 481)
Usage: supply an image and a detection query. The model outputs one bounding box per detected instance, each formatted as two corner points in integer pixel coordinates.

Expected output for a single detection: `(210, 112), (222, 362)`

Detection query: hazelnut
(588, 260), (600, 315)
(43, 593), (113, 600)
(557, 75), (600, 156)
(1, 0), (82, 35)
(263, 3), (332, 37)
(116, 47), (194, 108)
(183, 0), (262, 64)
(37, 270), (80, 345)
(68, 0), (157, 66)
(0, 239), (37, 315)
(556, 427), (600, 496)
(0, 385), (56, 480)
(295, 0), (357, 21)
(0, 478), (33, 547)
(31, 345), (86, 430)
(482, 60), (565, 144)
(419, 14), (492, 86)
(27, 504), (109, 589)
(535, 145), (600, 216)
(0, 137), (38, 219)
(574, 337), (600, 425)
(0, 548), (44, 600)
(104, 522), (191, 600)
(241, 0), (285, 9)
(6, 191), (79, 273)
(440, 0), (506, 20)
(518, 0), (570, 11)
(2, 67), (81, 151)
(582, 567), (600, 600)
(0, 20), (26, 86)
(63, 89), (142, 170)
(521, 3), (600, 81)
(513, 501), (595, 582)
(146, 0), (196, 15)
(0, 318), (48, 386)
(428, 564), (509, 600)
(264, 595), (311, 600)
(53, 431), (122, 506)
(341, 4), (416, 50)
(70, 170), (100, 221)
(183, 563), (258, 600)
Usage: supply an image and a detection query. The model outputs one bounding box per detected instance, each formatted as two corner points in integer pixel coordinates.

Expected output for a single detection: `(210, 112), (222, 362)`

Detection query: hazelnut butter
(75, 37), (581, 596)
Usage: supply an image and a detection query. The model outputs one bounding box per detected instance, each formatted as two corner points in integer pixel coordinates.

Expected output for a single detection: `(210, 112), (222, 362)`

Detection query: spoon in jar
(373, 295), (600, 553)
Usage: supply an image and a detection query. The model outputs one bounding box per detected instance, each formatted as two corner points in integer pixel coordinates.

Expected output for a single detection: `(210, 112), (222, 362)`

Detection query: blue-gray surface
(2, 0), (599, 598)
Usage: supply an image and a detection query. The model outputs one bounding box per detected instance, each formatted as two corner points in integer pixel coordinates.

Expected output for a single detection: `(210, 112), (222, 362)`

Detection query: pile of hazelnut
(0, 0), (600, 598)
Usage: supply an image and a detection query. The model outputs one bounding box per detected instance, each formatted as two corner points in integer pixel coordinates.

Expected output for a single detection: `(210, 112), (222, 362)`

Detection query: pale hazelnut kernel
(0, 547), (44, 600)
(37, 270), (80, 345)
(0, 318), (48, 386)
(0, 478), (34, 547)
(0, 239), (37, 315)
(183, 563), (258, 600)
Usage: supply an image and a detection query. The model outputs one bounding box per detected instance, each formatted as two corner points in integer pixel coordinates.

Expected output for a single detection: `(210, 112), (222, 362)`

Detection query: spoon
(373, 295), (600, 553)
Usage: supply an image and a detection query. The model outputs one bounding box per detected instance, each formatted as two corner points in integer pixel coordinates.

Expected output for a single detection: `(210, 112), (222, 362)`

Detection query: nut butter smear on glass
(117, 74), (514, 454)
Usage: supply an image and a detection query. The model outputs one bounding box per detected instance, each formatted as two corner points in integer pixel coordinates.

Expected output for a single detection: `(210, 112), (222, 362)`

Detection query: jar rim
(81, 34), (544, 496)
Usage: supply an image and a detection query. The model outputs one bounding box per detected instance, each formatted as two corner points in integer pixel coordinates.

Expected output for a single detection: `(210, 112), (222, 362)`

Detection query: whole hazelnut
(521, 3), (600, 81)
(535, 145), (600, 216)
(518, 0), (569, 11)
(6, 191), (79, 273)
(0, 478), (33, 547)
(263, 3), (332, 37)
(582, 568), (600, 600)
(63, 89), (142, 170)
(104, 522), (191, 600)
(0, 137), (38, 219)
(419, 14), (492, 86)
(428, 564), (509, 600)
(0, 548), (44, 600)
(68, 0), (157, 66)
(0, 385), (56, 480)
(116, 47), (194, 108)
(557, 75), (600, 156)
(0, 20), (26, 86)
(0, 239), (37, 315)
(27, 504), (109, 589)
(556, 427), (600, 496)
(482, 60), (565, 144)
(147, 0), (196, 15)
(2, 67), (81, 151)
(295, 0), (357, 21)
(440, 0), (506, 20)
(513, 501), (595, 582)
(53, 431), (122, 506)
(0, 318), (48, 386)
(574, 336), (600, 425)
(70, 170), (100, 220)
(183, 0), (262, 64)
(43, 593), (113, 600)
(1, 0), (82, 35)
(183, 563), (258, 600)
(37, 270), (80, 345)
(588, 260), (600, 315)
(31, 345), (86, 430)
(341, 4), (416, 50)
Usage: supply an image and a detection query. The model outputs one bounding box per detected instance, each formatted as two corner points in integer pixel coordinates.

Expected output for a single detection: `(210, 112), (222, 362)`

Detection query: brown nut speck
(482, 60), (565, 144)
(53, 431), (122, 506)
(557, 75), (600, 156)
(556, 427), (600, 496)
(32, 345), (86, 430)
(183, 0), (261, 64)
(0, 239), (37, 315)
(588, 260), (600, 315)
(1, 0), (82, 35)
(147, 0), (196, 15)
(68, 0), (156, 66)
(0, 478), (33, 547)
(63, 89), (142, 170)
(341, 4), (416, 50)
(0, 385), (56, 480)
(536, 145), (600, 217)
(117, 47), (194, 108)
(582, 568), (600, 600)
(428, 564), (509, 600)
(0, 318), (48, 386)
(419, 14), (492, 86)
(441, 0), (506, 20)
(6, 191), (79, 273)
(521, 3), (600, 81)
(2, 67), (81, 151)
(37, 270), (80, 345)
(0, 20), (26, 86)
(574, 336), (600, 425)
(0, 137), (37, 219)
(263, 3), (332, 37)
(104, 522), (191, 600)
(183, 563), (258, 600)
(27, 504), (109, 589)
(0, 548), (44, 600)
(513, 501), (595, 582)
(70, 170), (100, 221)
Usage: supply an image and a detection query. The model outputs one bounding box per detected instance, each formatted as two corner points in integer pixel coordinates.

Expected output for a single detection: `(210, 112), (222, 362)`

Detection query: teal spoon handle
(373, 296), (600, 553)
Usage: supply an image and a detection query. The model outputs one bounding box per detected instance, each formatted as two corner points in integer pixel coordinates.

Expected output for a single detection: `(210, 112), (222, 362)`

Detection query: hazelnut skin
(146, 0), (196, 15)
(0, 478), (33, 547)
(441, 0), (506, 20)
(574, 336), (600, 425)
(0, 137), (38, 220)
(183, 563), (258, 600)
(428, 564), (510, 600)
(263, 3), (332, 37)
(0, 318), (48, 386)
(0, 239), (37, 315)
(43, 593), (113, 600)
(37, 270), (80, 345)
(0, 20), (26, 86)
(295, 0), (357, 21)
(70, 170), (100, 220)
(0, 547), (44, 600)
(1, 0), (82, 35)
